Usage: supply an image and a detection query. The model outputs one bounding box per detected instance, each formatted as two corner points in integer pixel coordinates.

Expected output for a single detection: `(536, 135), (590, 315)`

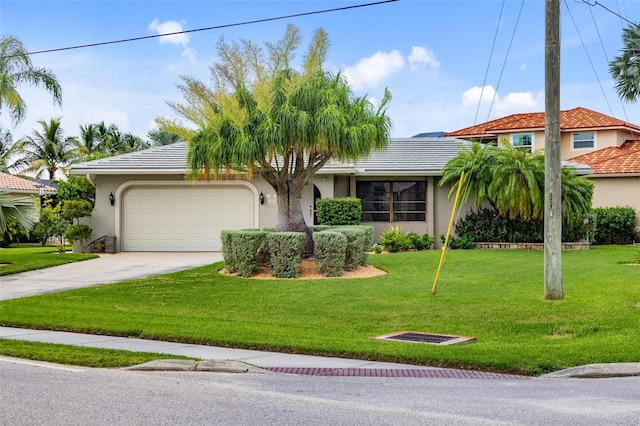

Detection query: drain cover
(374, 331), (476, 346)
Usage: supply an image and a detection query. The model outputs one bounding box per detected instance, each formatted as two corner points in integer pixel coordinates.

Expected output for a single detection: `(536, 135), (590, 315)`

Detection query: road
(1, 357), (639, 425)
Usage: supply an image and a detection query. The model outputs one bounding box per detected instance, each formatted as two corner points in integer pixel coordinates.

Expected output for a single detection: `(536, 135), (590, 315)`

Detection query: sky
(2, 0), (640, 143)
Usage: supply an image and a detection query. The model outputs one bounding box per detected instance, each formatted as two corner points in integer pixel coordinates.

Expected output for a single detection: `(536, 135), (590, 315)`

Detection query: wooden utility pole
(544, 0), (563, 299)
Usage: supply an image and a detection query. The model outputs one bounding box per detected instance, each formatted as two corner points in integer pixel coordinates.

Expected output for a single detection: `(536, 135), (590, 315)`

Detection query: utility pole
(544, 0), (563, 299)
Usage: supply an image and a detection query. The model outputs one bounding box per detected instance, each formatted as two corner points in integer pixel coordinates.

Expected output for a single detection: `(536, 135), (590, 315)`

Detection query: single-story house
(0, 172), (57, 222)
(567, 140), (640, 228)
(70, 137), (483, 252)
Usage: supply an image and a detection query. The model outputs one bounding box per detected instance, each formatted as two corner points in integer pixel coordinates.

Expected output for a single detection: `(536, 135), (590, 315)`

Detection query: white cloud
(495, 91), (538, 114)
(342, 50), (404, 90)
(148, 18), (196, 63)
(462, 85), (497, 106)
(408, 46), (440, 70)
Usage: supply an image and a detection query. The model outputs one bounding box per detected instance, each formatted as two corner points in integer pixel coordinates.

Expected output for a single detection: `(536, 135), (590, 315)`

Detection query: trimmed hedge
(332, 225), (374, 269)
(592, 206), (636, 245)
(267, 232), (306, 278)
(313, 231), (347, 277)
(316, 197), (362, 226)
(223, 230), (269, 277)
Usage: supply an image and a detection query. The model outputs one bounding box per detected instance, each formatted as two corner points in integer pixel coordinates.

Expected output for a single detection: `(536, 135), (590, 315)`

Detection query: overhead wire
(473, 0), (506, 127)
(0, 0), (400, 59)
(564, 0), (616, 117)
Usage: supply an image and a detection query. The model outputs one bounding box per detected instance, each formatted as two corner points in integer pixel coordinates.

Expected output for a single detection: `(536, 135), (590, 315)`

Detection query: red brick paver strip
(266, 367), (529, 379)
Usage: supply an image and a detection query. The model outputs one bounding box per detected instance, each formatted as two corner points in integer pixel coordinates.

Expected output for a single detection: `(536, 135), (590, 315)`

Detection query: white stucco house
(69, 137), (481, 252)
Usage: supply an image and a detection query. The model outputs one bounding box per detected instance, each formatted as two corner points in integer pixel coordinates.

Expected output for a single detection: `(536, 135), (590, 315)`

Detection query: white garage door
(122, 185), (255, 251)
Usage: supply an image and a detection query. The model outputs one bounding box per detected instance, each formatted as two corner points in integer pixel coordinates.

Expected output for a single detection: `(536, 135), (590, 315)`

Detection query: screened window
(512, 133), (532, 152)
(573, 132), (594, 149)
(357, 181), (426, 222)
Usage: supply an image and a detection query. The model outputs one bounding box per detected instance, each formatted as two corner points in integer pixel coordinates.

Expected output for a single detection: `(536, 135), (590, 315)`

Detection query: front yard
(0, 246), (98, 276)
(0, 245), (638, 376)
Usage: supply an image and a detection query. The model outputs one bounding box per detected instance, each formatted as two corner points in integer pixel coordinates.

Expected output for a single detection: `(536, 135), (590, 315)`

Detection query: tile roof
(445, 107), (640, 138)
(69, 138), (473, 176)
(0, 172), (57, 194)
(567, 140), (640, 175)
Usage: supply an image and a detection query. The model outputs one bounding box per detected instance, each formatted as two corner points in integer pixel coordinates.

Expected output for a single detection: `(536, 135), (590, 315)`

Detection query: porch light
(259, 192), (265, 205)
(109, 192), (115, 206)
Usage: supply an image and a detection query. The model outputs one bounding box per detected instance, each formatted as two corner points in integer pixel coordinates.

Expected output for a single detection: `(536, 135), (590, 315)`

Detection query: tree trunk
(273, 178), (313, 255)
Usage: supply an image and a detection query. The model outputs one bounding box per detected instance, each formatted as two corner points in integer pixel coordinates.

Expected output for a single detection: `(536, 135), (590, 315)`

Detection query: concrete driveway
(0, 252), (222, 301)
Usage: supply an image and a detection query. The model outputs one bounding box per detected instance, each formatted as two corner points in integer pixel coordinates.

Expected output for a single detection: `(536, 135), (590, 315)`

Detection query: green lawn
(0, 245), (638, 376)
(0, 339), (195, 368)
(0, 246), (98, 275)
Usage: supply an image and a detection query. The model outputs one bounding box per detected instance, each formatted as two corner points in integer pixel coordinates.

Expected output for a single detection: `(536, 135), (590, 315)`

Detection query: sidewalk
(0, 326), (527, 379)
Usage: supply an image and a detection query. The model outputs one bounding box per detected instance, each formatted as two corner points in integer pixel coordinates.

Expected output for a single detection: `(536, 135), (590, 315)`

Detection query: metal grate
(374, 331), (476, 346)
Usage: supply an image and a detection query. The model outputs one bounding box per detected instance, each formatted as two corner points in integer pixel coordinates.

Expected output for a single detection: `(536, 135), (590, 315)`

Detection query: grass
(0, 246), (98, 275)
(0, 338), (195, 368)
(0, 245), (638, 376)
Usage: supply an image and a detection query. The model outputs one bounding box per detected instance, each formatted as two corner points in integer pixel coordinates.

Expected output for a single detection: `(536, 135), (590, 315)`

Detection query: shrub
(379, 226), (411, 253)
(333, 226), (373, 268)
(63, 224), (92, 244)
(313, 231), (347, 277)
(62, 200), (93, 224)
(231, 231), (269, 277)
(220, 230), (236, 273)
(440, 234), (475, 250)
(421, 233), (435, 249)
(454, 208), (544, 243)
(592, 207), (636, 245)
(316, 197), (362, 226)
(267, 232), (306, 278)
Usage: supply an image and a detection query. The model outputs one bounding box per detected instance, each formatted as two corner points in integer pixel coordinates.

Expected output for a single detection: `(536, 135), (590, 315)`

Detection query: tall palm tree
(0, 35), (62, 125)
(147, 128), (181, 146)
(14, 118), (74, 179)
(0, 126), (19, 172)
(70, 123), (102, 161)
(609, 23), (640, 102)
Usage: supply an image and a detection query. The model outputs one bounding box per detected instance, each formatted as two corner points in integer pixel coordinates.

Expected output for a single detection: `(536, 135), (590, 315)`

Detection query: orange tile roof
(567, 140), (640, 175)
(0, 172), (57, 194)
(446, 107), (640, 137)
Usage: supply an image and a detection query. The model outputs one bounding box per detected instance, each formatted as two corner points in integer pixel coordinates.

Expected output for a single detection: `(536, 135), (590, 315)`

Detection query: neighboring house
(567, 140), (640, 229)
(0, 172), (57, 222)
(446, 107), (640, 229)
(69, 138), (472, 252)
(445, 107), (640, 159)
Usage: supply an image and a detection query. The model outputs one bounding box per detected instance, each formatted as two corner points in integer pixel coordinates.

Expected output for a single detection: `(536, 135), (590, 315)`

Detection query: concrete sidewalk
(0, 326), (527, 379)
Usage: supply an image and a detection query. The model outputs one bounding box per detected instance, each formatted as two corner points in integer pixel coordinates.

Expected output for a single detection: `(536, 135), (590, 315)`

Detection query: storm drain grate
(374, 331), (476, 346)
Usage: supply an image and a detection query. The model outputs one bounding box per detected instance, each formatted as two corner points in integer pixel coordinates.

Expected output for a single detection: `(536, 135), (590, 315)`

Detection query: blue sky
(2, 0), (640, 142)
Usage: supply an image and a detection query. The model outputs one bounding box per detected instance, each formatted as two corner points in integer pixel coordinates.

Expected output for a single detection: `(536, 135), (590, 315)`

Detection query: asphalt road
(2, 357), (639, 425)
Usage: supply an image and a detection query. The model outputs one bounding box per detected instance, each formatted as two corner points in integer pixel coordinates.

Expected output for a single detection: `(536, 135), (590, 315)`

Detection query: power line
(578, 0), (636, 25)
(2, 0), (400, 59)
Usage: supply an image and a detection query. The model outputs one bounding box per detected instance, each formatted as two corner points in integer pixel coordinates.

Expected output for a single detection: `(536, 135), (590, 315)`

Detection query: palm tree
(147, 128), (181, 146)
(561, 166), (594, 230)
(14, 118), (74, 179)
(439, 141), (497, 209)
(0, 126), (19, 172)
(0, 35), (62, 125)
(159, 24), (391, 252)
(488, 141), (545, 220)
(0, 191), (36, 235)
(70, 123), (102, 161)
(609, 23), (640, 102)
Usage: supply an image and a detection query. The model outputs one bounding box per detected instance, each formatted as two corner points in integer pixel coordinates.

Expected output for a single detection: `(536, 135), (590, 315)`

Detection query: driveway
(0, 252), (222, 301)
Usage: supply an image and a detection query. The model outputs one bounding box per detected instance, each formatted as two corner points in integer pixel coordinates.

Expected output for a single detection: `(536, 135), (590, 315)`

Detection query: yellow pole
(432, 170), (465, 295)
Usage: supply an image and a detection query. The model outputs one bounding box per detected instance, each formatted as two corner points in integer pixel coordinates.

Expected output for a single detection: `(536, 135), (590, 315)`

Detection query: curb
(539, 363), (640, 379)
(122, 359), (266, 374)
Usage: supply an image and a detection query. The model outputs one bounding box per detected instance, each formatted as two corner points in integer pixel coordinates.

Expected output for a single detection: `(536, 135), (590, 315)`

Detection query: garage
(121, 184), (256, 251)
